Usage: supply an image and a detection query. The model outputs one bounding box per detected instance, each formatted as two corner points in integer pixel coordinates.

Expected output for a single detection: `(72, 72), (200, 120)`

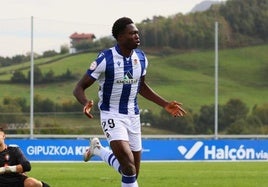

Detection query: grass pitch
(29, 162), (268, 187)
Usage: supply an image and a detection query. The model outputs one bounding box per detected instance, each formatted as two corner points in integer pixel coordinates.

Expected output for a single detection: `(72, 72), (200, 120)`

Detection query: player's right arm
(73, 73), (96, 118)
(73, 52), (106, 118)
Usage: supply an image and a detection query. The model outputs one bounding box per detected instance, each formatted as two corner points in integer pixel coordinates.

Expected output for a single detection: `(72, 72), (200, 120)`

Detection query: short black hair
(112, 17), (134, 40)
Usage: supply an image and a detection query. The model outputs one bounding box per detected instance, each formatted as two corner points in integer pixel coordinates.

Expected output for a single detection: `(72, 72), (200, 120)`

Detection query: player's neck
(121, 49), (132, 57)
(116, 44), (133, 57)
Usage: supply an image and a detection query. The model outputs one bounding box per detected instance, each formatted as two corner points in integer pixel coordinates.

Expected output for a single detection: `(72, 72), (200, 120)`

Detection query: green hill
(1, 45), (268, 115)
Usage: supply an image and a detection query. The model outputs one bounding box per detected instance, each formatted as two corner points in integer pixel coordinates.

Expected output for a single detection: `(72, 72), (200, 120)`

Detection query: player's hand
(164, 101), (186, 117)
(83, 100), (94, 119)
(4, 166), (16, 173)
(0, 166), (16, 174)
(0, 167), (5, 174)
(4, 166), (12, 173)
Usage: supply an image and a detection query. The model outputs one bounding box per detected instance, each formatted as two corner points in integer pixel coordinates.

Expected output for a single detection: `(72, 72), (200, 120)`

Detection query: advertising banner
(5, 139), (268, 161)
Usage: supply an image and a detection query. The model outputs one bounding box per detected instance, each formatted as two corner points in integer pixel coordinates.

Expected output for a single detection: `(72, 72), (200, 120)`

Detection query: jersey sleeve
(86, 51), (107, 80)
(143, 55), (148, 76)
(135, 48), (148, 77)
(14, 147), (31, 172)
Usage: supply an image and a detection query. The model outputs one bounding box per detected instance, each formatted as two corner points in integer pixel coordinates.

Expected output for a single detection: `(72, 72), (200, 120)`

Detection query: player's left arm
(138, 76), (186, 117)
(14, 147), (31, 173)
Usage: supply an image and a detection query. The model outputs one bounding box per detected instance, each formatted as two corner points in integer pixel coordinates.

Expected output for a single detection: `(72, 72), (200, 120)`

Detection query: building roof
(69, 32), (95, 39)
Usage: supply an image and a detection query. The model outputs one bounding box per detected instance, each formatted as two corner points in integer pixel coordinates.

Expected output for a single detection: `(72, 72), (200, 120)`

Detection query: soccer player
(73, 17), (186, 187)
(0, 128), (50, 187)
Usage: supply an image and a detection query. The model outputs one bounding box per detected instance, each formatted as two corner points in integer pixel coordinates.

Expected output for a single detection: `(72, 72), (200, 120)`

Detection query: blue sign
(6, 139), (107, 161)
(5, 139), (268, 161)
(142, 139), (268, 161)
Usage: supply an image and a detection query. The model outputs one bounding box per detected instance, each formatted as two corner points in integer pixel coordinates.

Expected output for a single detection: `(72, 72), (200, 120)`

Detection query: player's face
(121, 23), (140, 50)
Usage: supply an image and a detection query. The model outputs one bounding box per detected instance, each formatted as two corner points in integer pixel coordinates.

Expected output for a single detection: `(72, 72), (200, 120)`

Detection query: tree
(42, 50), (58, 57)
(96, 37), (116, 49)
(0, 98), (27, 128)
(11, 55), (29, 64)
(44, 69), (55, 82)
(60, 44), (69, 54)
(11, 71), (27, 83)
(154, 108), (195, 134)
(220, 0), (268, 42)
(34, 95), (55, 112)
(28, 66), (43, 83)
(252, 103), (268, 125)
(195, 104), (215, 134)
(221, 99), (249, 131)
(73, 40), (95, 52)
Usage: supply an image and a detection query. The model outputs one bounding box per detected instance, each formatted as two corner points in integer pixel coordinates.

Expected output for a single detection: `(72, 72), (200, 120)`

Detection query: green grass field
(28, 162), (268, 187)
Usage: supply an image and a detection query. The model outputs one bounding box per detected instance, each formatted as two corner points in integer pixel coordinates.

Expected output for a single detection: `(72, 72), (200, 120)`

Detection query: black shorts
(0, 174), (28, 187)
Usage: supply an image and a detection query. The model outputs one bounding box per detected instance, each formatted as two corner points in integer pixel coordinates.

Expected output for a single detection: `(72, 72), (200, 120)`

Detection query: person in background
(73, 17), (186, 187)
(0, 128), (50, 187)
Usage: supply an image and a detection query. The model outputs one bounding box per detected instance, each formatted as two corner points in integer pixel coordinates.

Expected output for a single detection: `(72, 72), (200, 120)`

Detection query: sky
(0, 0), (223, 57)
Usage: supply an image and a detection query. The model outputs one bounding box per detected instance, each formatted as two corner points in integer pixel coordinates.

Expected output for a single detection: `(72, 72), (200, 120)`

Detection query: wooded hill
(137, 0), (268, 50)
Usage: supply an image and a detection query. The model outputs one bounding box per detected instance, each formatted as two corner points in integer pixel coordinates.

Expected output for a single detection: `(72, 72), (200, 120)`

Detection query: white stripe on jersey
(87, 45), (148, 115)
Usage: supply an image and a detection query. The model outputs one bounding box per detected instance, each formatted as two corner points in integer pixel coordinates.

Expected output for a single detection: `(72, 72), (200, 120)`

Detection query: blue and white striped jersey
(86, 45), (148, 115)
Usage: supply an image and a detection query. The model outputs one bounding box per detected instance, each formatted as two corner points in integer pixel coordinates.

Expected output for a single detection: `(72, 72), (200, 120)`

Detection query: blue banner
(5, 139), (268, 161)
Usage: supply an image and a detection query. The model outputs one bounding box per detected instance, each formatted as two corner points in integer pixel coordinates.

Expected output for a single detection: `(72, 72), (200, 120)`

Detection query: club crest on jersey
(133, 59), (138, 65)
(5, 154), (9, 161)
(89, 61), (97, 70)
(116, 71), (138, 84)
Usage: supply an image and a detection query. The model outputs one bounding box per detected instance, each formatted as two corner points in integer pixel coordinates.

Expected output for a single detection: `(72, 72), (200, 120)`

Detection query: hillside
(190, 0), (223, 13)
(0, 44), (267, 115)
